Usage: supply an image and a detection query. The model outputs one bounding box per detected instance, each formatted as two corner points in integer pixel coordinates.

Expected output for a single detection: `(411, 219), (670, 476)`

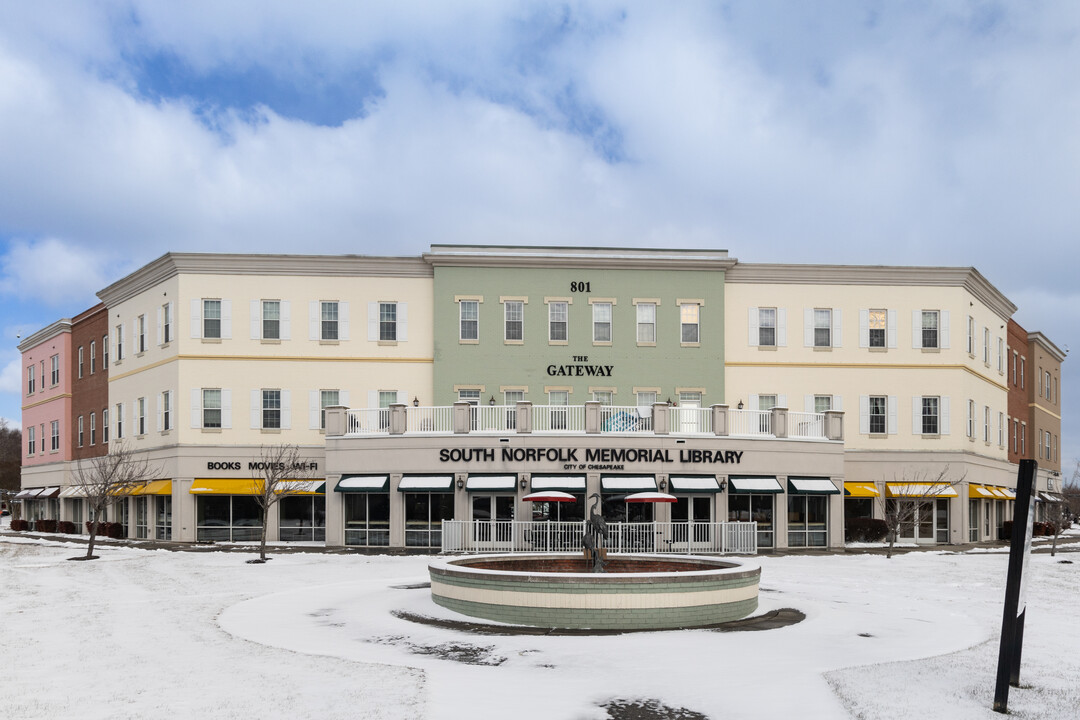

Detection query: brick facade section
(71, 304), (109, 461)
(1007, 319), (1028, 464)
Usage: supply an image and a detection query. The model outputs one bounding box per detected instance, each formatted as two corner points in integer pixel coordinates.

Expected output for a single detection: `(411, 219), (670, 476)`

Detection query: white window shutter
(368, 302), (378, 341)
(832, 308), (842, 347)
(749, 394), (759, 411)
(221, 389), (232, 429)
(832, 395), (842, 412)
(912, 397), (922, 434)
(367, 390), (377, 408)
(157, 306), (163, 345)
(250, 390), (261, 429)
(111, 332), (117, 364)
(398, 302), (408, 341)
(859, 310), (869, 348)
(397, 390), (408, 404)
(129, 319), (135, 356)
(156, 394), (162, 432)
(748, 307), (759, 346)
(340, 390), (350, 408)
(309, 301), (319, 341)
(220, 300), (232, 339)
(280, 301), (291, 340)
(339, 302), (350, 341)
(940, 396), (950, 435)
(777, 309), (787, 347)
(778, 394), (787, 409)
(281, 390), (291, 429)
(966, 400), (973, 438)
(804, 395), (814, 412)
(859, 395), (870, 434)
(309, 390), (320, 429)
(887, 310), (898, 348)
(940, 311), (950, 349)
(887, 396), (898, 434)
(250, 300), (261, 340)
(803, 308), (813, 347)
(191, 299), (202, 338)
(190, 389), (201, 428)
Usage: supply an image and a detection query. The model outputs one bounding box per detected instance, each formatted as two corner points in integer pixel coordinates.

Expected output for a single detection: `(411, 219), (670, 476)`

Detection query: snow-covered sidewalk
(2, 536), (1077, 719)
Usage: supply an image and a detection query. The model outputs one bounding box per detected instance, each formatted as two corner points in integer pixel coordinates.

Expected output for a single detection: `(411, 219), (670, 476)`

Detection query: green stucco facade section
(432, 264), (726, 406)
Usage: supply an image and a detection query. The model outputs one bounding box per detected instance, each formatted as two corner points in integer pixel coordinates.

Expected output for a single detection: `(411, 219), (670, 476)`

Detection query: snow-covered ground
(2, 534), (1078, 719)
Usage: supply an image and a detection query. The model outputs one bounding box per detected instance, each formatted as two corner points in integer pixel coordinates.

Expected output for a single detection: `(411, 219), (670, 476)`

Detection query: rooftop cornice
(1027, 331), (1067, 363)
(726, 263), (1017, 320)
(18, 319), (72, 352)
(97, 253), (432, 306)
(424, 244), (736, 271)
(71, 303), (106, 325)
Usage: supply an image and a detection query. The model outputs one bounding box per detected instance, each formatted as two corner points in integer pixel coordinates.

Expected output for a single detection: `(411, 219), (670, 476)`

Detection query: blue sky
(1, 1), (1078, 469)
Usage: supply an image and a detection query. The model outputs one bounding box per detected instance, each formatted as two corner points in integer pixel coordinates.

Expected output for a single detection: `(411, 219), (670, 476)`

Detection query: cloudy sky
(1, 1), (1077, 469)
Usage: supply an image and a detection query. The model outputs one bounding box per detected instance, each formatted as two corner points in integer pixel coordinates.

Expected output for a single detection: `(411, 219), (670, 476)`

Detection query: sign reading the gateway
(547, 355), (614, 377)
(438, 446), (743, 470)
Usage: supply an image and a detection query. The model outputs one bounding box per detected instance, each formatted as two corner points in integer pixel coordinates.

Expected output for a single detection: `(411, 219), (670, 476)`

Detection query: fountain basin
(428, 554), (760, 630)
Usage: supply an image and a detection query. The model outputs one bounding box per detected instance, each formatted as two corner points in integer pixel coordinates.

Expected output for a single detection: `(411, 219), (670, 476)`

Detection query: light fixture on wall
(658, 478), (667, 491)
(489, 395), (496, 406)
(412, 397), (419, 407)
(519, 478), (527, 490)
(456, 478), (464, 489)
(737, 400), (744, 410)
(719, 479), (728, 492)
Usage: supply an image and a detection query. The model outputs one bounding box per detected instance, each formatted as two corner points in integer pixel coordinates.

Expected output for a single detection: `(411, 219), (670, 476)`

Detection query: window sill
(160, 430), (171, 437)
(921, 347), (940, 353)
(377, 340), (398, 346)
(592, 341), (612, 347)
(813, 346), (832, 352)
(261, 428), (282, 434)
(756, 345), (778, 351)
(868, 347), (888, 353)
(261, 339), (282, 345)
(968, 352), (976, 359)
(920, 434), (942, 439)
(319, 339), (340, 345)
(201, 428), (222, 433)
(459, 339), (479, 345)
(201, 338), (222, 344)
(504, 340), (524, 345)
(548, 340), (568, 346)
(636, 342), (656, 347)
(160, 340), (171, 349)
(869, 433), (888, 439)
(680, 342), (701, 348)
(136, 352), (145, 359)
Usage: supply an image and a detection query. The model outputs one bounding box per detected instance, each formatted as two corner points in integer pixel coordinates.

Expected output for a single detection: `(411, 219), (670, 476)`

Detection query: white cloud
(0, 238), (110, 308)
(0, 356), (21, 395)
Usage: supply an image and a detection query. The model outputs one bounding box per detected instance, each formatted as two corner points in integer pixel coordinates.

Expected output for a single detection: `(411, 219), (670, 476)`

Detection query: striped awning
(885, 483), (959, 498)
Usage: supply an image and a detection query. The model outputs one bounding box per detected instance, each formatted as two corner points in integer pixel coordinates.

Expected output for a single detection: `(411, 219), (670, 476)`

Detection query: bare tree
(249, 444), (320, 563)
(71, 441), (160, 560)
(875, 467), (965, 559)
(0, 419), (21, 495)
(1041, 499), (1070, 557)
(1062, 462), (1080, 522)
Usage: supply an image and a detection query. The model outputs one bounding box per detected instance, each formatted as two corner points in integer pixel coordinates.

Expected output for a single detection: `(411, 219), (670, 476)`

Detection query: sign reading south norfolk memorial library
(439, 446), (745, 467)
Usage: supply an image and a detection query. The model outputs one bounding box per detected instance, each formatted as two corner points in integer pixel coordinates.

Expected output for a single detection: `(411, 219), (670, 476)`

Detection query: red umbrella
(522, 490), (577, 502)
(624, 491), (678, 503)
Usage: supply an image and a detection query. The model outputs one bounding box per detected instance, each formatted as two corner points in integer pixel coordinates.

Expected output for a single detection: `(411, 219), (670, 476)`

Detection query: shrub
(10, 519), (29, 531)
(35, 519), (58, 533)
(57, 521), (76, 534)
(845, 517), (888, 542)
(1002, 520), (1012, 539)
(106, 522), (124, 539)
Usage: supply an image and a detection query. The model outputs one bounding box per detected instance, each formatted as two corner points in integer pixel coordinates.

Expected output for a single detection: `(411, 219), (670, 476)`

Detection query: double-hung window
(202, 390), (222, 429)
(50, 354), (60, 385)
(90, 412), (96, 445)
(921, 311), (939, 349)
(1045, 371), (1051, 400)
(504, 301), (523, 341)
(203, 300), (222, 339)
(758, 308), (777, 346)
(592, 302), (612, 343)
(162, 303), (172, 344)
(115, 325), (124, 361)
(982, 328), (990, 364)
(379, 302), (397, 341)
(636, 303), (656, 343)
(549, 302), (568, 342)
(262, 390), (281, 430)
(868, 396), (887, 434)
(50, 420), (60, 451)
(636, 391), (657, 408)
(90, 341), (96, 374)
(680, 303), (700, 344)
(78, 347), (84, 378)
(459, 300), (478, 341)
(321, 301), (339, 340)
(921, 396), (939, 435)
(78, 416), (84, 447)
(868, 309), (886, 348)
(138, 315), (147, 353)
(966, 316), (975, 354)
(102, 408), (109, 443)
(320, 390), (340, 430)
(997, 338), (1003, 373)
(983, 406), (990, 442)
(27, 366), (34, 395)
(262, 300), (281, 340)
(162, 391), (172, 431)
(103, 334), (109, 369)
(137, 397), (146, 436)
(813, 309), (832, 347)
(27, 426), (35, 455)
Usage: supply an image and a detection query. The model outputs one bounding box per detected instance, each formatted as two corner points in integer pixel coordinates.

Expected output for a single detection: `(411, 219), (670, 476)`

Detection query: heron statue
(582, 492), (608, 573)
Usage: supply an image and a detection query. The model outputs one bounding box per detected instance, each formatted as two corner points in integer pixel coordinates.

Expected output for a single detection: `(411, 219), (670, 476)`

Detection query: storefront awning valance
(140, 480), (173, 496)
(999, 488), (1017, 499)
(885, 483), (959, 498)
(1041, 492), (1063, 503)
(529, 475), (586, 492)
(190, 479), (264, 495)
(14, 489), (36, 499)
(843, 482), (879, 498)
(398, 475), (454, 492)
(35, 486), (60, 499)
(276, 480), (325, 495)
(59, 486), (88, 498)
(466, 475), (517, 492)
(600, 475), (657, 492)
(336, 476), (389, 493)
(788, 478), (840, 495)
(728, 477), (783, 494)
(970, 484), (1010, 499)
(668, 476), (722, 493)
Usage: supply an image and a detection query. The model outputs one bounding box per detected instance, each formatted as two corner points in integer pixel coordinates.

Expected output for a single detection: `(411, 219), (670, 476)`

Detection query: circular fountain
(428, 553), (760, 630)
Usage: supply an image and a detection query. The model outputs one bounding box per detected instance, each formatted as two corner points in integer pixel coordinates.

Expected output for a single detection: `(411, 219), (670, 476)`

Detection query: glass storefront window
(788, 495), (827, 547)
(344, 494), (390, 546)
(279, 495), (327, 542)
(156, 496), (172, 540)
(728, 494), (774, 547)
(404, 492), (454, 547)
(135, 496), (149, 539)
(196, 496), (263, 542)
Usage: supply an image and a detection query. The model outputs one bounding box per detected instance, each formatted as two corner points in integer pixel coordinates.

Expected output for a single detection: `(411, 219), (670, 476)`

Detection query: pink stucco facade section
(21, 323), (73, 467)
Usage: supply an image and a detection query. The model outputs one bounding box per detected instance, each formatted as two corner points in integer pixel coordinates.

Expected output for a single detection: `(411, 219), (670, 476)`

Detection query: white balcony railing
(470, 405), (519, 433)
(787, 411), (825, 439)
(346, 408), (389, 434)
(532, 405), (586, 433)
(670, 407), (712, 435)
(405, 406), (454, 433)
(441, 520), (758, 554)
(600, 405), (654, 433)
(728, 409), (771, 437)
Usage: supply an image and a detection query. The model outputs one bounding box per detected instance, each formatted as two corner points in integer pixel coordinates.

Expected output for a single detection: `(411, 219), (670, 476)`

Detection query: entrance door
(892, 499), (947, 544)
(671, 495), (713, 550)
(472, 494), (515, 547)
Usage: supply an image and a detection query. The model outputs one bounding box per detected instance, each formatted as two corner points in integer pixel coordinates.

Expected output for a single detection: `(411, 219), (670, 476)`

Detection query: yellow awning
(885, 483), (959, 498)
(969, 484), (995, 498)
(111, 483), (146, 496)
(844, 482), (880, 498)
(190, 479), (265, 495)
(141, 480), (173, 496)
